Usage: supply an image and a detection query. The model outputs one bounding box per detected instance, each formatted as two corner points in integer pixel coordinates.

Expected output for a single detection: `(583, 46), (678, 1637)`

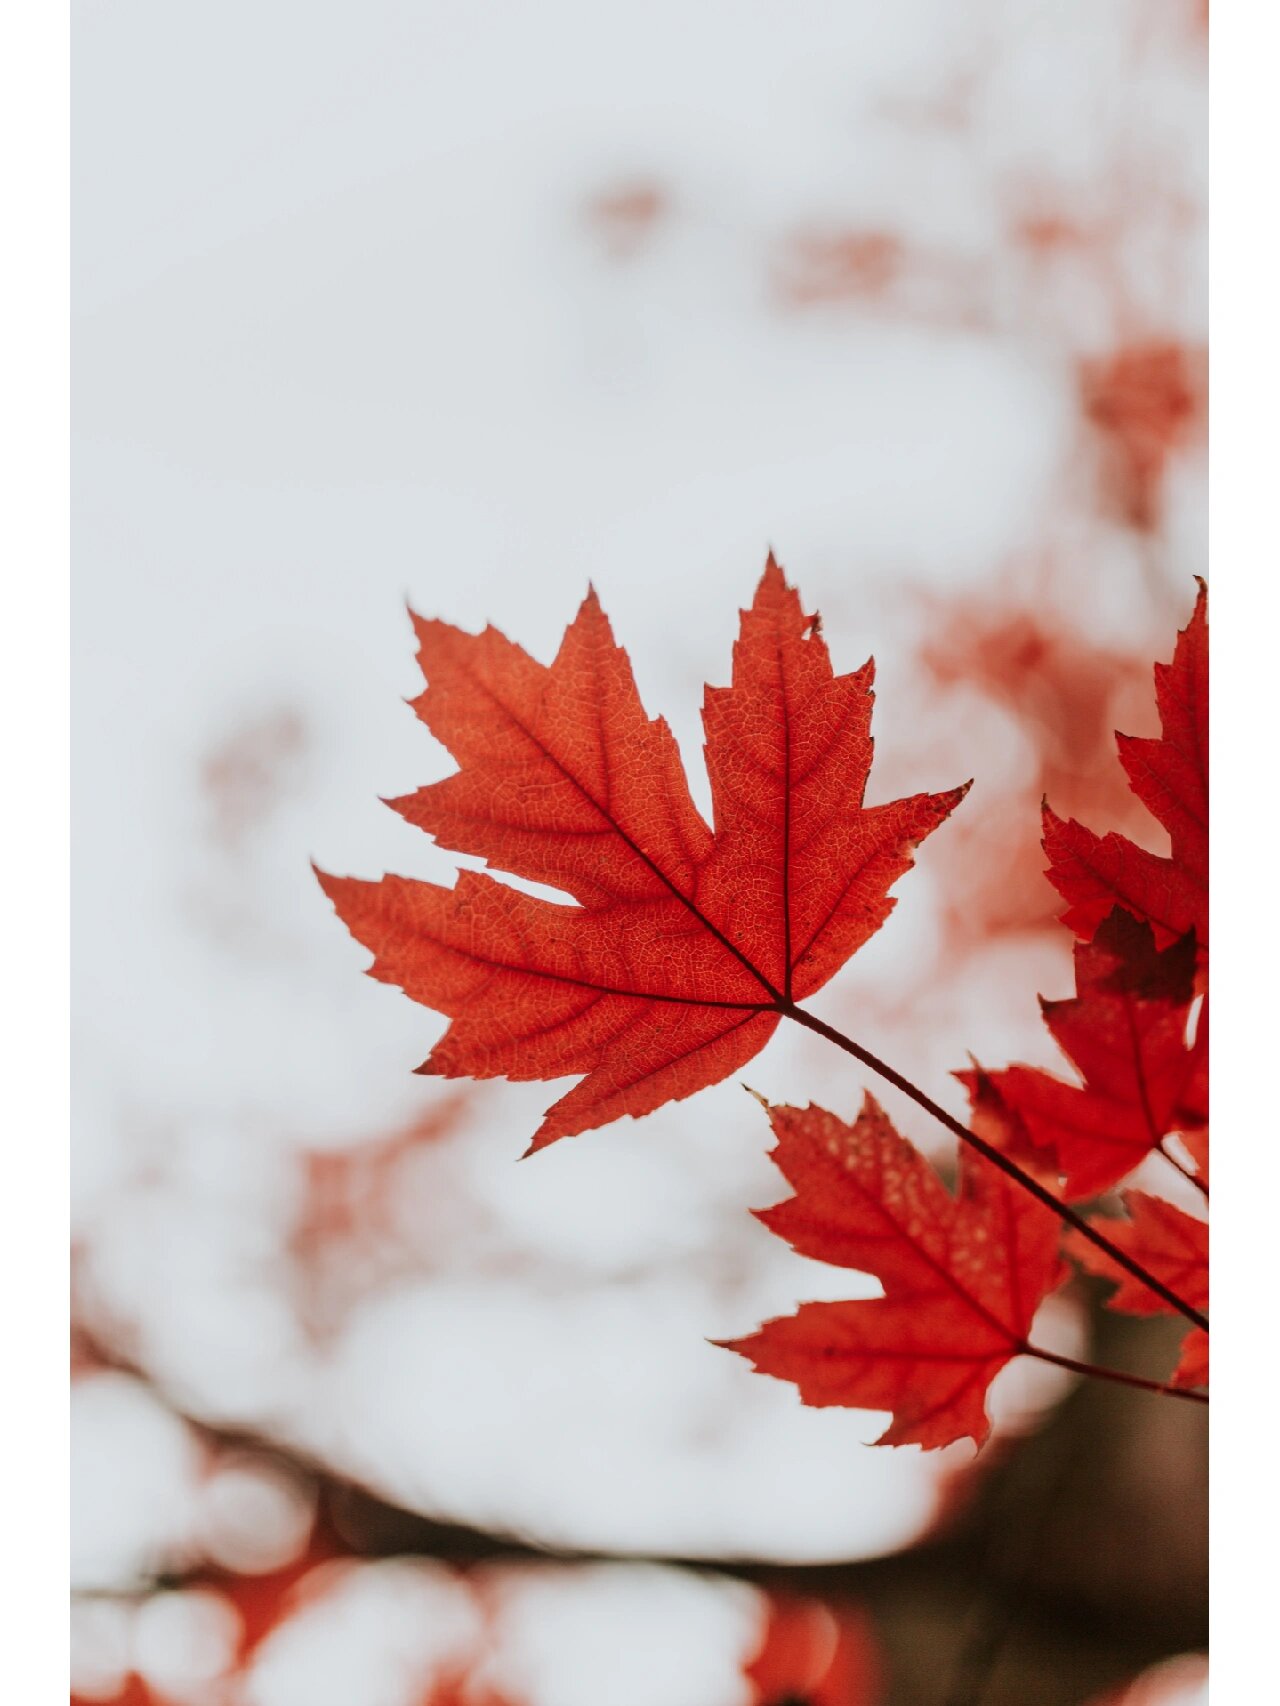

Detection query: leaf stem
(782, 1003), (1210, 1335)
(1159, 1137), (1209, 1198)
(1025, 1344), (1207, 1405)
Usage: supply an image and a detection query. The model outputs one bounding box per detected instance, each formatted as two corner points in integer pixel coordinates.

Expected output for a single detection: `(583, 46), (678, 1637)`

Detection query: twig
(1024, 1345), (1206, 1405)
(1158, 1138), (1209, 1199)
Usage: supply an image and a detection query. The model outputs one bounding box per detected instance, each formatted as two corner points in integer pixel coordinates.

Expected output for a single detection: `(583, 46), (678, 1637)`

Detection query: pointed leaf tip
(758, 550), (788, 592)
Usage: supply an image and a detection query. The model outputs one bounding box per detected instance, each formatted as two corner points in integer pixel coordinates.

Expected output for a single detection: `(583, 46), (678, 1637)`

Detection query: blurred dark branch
(74, 1310), (1206, 1706)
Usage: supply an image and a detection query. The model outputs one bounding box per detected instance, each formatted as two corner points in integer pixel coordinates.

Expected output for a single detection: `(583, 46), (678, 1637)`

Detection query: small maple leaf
(1068, 1192), (1208, 1390)
(1043, 581), (1207, 956)
(964, 909), (1205, 1199)
(318, 557), (966, 1150)
(723, 1096), (1068, 1449)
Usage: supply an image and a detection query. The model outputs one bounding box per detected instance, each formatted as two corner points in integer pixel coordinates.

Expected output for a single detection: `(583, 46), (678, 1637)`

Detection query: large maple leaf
(318, 557), (966, 1149)
(1043, 581), (1207, 955)
(724, 1096), (1068, 1449)
(1068, 1192), (1208, 1390)
(961, 909), (1206, 1199)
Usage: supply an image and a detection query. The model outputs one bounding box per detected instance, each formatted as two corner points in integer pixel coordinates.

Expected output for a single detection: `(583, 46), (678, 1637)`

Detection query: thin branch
(782, 1003), (1210, 1335)
(1024, 1344), (1207, 1406)
(1158, 1138), (1209, 1199)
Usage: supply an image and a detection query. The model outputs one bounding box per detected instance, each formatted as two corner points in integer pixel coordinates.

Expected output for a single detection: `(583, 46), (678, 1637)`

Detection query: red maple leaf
(722, 1096), (1067, 1449)
(964, 909), (1205, 1199)
(1043, 581), (1207, 957)
(318, 557), (965, 1149)
(1067, 1192), (1208, 1390)
(954, 1061), (1059, 1181)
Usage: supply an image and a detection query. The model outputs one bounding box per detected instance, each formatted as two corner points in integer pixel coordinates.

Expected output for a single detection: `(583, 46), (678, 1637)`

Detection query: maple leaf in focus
(1068, 1192), (1208, 1390)
(723, 1096), (1068, 1449)
(1044, 582), (1207, 958)
(318, 557), (965, 1149)
(961, 909), (1206, 1199)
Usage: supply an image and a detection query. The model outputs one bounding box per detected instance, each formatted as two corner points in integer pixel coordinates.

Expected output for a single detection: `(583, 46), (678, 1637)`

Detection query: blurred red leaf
(918, 593), (1156, 947)
(72, 1684), (155, 1706)
(583, 180), (668, 258)
(745, 1594), (881, 1705)
(774, 229), (903, 307)
(294, 1094), (468, 1250)
(319, 556), (964, 1150)
(202, 705), (308, 847)
(723, 1096), (1067, 1449)
(1081, 341), (1207, 530)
